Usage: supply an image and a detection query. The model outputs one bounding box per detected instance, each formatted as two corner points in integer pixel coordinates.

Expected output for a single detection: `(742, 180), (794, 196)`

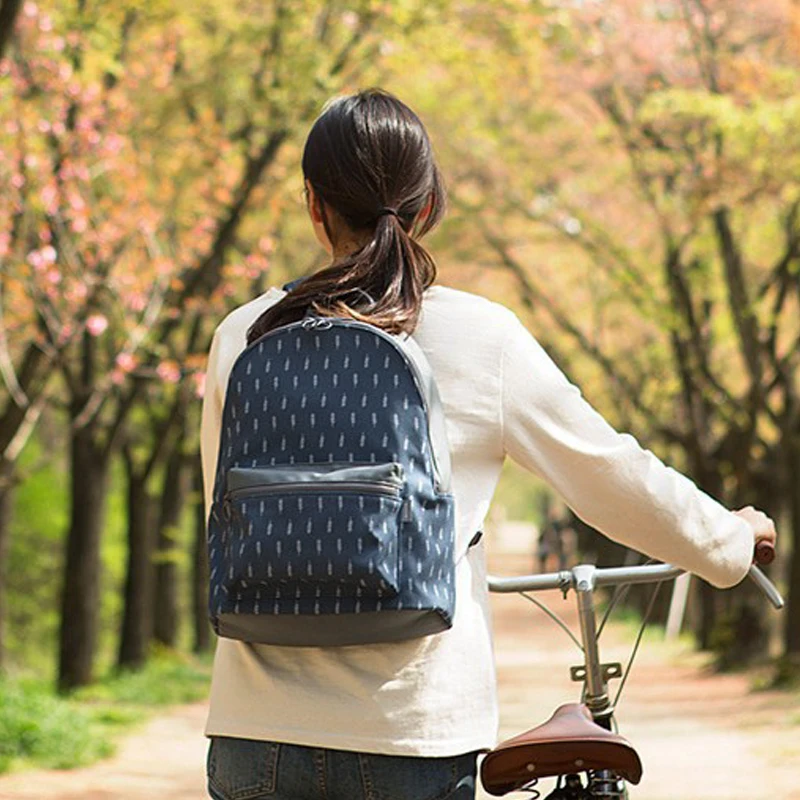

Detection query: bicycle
(480, 543), (784, 799)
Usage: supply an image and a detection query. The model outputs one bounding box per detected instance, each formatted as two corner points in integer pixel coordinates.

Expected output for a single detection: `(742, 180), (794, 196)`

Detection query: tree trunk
(153, 446), (189, 647)
(192, 456), (211, 653)
(0, 0), (23, 60)
(58, 423), (109, 692)
(684, 466), (726, 651)
(117, 453), (155, 670)
(784, 436), (800, 664)
(0, 460), (14, 672)
(695, 579), (719, 651)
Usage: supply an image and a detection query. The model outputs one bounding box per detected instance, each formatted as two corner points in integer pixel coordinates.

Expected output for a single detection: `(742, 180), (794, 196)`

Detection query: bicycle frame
(487, 561), (784, 798)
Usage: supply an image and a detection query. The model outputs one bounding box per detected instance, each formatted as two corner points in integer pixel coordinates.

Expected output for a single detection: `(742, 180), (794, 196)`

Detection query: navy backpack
(207, 310), (457, 647)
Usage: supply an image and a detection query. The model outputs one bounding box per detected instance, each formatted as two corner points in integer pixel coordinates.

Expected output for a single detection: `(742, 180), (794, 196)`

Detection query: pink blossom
(23, 2), (37, 18)
(156, 361), (182, 384)
(11, 174), (24, 189)
(46, 268), (61, 285)
(68, 192), (86, 212)
(104, 134), (124, 155)
(86, 314), (108, 336)
(128, 294), (146, 312)
(193, 371), (206, 399)
(341, 10), (359, 29)
(40, 245), (56, 264)
(153, 257), (173, 276)
(41, 184), (57, 212)
(0, 233), (10, 257)
(57, 324), (73, 345)
(65, 283), (86, 304)
(116, 352), (137, 373)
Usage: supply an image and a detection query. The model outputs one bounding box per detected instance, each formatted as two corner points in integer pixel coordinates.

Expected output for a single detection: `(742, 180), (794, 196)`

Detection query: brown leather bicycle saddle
(480, 703), (643, 796)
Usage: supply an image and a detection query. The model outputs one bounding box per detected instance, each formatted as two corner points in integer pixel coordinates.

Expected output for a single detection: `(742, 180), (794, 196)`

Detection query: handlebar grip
(754, 540), (775, 566)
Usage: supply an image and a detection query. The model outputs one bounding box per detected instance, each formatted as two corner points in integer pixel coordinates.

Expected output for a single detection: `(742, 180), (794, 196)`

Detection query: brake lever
(747, 564), (784, 610)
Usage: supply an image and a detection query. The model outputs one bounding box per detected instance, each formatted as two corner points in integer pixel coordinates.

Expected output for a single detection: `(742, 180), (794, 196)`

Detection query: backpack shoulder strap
(392, 332), (452, 494)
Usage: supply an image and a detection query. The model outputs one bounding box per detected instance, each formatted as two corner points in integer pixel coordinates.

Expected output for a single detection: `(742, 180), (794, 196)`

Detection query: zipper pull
(402, 498), (413, 523)
(468, 530), (483, 548)
(301, 316), (333, 331)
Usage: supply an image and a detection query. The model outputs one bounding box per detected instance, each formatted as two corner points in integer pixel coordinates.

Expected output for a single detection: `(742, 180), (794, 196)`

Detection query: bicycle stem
(573, 565), (613, 721)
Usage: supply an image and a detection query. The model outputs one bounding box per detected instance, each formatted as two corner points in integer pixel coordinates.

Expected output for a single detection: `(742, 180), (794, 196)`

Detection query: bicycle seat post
(573, 565), (613, 725)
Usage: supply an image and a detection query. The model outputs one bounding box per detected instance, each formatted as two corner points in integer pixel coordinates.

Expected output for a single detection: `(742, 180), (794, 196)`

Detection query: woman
(200, 88), (776, 800)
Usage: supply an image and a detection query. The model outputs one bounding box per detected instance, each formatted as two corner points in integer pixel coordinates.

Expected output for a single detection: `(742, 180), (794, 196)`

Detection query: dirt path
(1, 555), (798, 800)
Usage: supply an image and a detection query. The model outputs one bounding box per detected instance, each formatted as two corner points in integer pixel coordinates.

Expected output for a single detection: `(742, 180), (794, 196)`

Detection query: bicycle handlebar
(755, 539), (775, 565)
(487, 544), (784, 610)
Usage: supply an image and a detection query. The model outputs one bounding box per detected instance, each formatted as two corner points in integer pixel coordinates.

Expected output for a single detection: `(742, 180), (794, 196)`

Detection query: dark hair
(247, 88), (446, 345)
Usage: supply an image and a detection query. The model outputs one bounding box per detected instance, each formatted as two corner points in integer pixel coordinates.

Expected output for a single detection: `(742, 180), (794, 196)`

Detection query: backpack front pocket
(221, 462), (405, 604)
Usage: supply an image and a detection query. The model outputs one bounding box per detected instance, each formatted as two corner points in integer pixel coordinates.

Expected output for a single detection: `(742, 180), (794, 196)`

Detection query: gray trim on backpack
(216, 608), (451, 647)
(226, 462), (405, 492)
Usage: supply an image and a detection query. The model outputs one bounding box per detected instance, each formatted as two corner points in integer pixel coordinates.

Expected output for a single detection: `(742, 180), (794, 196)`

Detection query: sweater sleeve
(499, 311), (753, 589)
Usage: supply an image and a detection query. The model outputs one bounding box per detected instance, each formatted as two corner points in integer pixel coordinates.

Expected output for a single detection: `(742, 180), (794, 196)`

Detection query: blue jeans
(207, 736), (478, 800)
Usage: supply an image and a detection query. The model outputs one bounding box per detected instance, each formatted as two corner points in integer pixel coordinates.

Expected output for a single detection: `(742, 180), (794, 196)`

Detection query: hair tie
(377, 206), (399, 219)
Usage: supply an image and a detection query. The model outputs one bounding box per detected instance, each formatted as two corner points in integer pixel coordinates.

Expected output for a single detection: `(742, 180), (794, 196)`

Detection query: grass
(0, 649), (212, 775)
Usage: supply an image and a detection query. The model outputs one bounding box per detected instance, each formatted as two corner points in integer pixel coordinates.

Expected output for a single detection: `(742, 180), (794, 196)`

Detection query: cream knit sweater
(200, 284), (753, 756)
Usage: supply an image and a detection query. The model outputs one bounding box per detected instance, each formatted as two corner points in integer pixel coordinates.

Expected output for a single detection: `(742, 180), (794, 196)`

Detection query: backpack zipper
(223, 480), (405, 521)
(226, 480), (402, 501)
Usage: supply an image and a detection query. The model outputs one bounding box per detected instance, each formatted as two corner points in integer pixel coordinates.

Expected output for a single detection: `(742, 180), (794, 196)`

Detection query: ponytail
(247, 88), (447, 346)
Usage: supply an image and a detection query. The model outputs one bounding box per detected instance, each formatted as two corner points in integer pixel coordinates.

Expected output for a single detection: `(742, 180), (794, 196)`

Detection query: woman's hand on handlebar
(733, 505), (777, 564)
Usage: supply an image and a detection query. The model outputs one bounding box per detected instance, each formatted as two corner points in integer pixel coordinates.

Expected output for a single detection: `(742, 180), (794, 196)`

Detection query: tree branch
(479, 223), (685, 445)
(713, 207), (763, 391)
(0, 342), (51, 458)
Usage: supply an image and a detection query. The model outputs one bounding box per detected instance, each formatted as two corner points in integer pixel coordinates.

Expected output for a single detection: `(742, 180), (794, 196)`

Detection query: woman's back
(201, 282), (752, 757)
